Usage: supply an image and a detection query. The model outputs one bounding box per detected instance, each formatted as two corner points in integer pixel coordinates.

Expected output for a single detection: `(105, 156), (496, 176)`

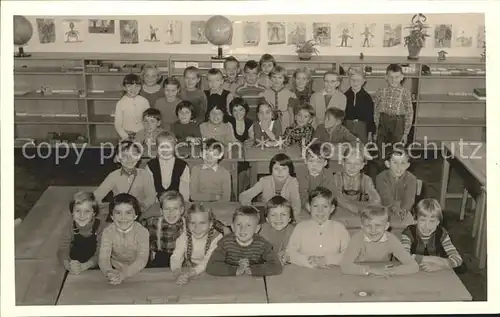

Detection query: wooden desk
(57, 269), (266, 304)
(439, 142), (486, 268)
(266, 265), (472, 302)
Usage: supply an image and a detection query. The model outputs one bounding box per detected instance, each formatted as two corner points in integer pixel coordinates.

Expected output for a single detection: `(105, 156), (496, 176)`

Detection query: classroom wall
(20, 14), (484, 57)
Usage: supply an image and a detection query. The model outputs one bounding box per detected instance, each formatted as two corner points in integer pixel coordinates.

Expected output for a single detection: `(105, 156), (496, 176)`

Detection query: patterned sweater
(282, 123), (315, 147)
(373, 86), (414, 137)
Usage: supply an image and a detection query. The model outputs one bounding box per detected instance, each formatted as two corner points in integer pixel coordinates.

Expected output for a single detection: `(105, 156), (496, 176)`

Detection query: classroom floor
(14, 152), (487, 301)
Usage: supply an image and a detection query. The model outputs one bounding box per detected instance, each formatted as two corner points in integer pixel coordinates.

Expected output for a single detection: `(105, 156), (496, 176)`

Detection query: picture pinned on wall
(434, 24), (452, 48)
(63, 19), (84, 43)
(243, 21), (260, 46)
(267, 22), (285, 45)
(477, 25), (485, 48)
(88, 19), (115, 34)
(454, 28), (472, 47)
(360, 23), (376, 48)
(165, 20), (182, 45)
(120, 20), (139, 44)
(336, 23), (355, 47)
(36, 18), (56, 44)
(383, 24), (402, 47)
(191, 21), (208, 44)
(313, 23), (331, 46)
(287, 22), (306, 45)
(144, 24), (160, 42)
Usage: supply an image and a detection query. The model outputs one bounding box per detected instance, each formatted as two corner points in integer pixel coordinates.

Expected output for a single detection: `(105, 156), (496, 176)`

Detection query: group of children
(56, 54), (464, 287)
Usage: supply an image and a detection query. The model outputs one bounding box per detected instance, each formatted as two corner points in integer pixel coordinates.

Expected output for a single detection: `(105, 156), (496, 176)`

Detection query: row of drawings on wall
(34, 18), (486, 49)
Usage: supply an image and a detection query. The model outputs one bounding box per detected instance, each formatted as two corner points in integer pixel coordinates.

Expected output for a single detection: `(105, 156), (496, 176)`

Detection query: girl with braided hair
(170, 203), (223, 284)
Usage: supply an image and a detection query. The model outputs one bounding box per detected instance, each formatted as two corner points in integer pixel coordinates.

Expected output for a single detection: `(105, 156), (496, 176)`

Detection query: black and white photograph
(3, 2), (498, 316)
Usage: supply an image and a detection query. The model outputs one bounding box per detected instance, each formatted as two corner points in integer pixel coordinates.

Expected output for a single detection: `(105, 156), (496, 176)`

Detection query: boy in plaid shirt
(373, 64), (414, 158)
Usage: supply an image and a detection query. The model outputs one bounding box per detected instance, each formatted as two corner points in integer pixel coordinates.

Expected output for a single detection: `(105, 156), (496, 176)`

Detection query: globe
(14, 15), (33, 57)
(205, 15), (233, 59)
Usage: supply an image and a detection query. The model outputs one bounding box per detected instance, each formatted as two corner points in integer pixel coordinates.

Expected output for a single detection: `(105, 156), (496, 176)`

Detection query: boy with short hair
(94, 140), (156, 210)
(376, 147), (417, 222)
(146, 131), (190, 202)
(206, 206), (283, 276)
(222, 56), (244, 94)
(401, 199), (465, 273)
(313, 108), (360, 148)
(204, 68), (234, 120)
(340, 205), (419, 276)
(234, 60), (267, 118)
(373, 63), (414, 152)
(190, 138), (231, 202)
(295, 142), (335, 209)
(259, 195), (296, 265)
(135, 108), (165, 158)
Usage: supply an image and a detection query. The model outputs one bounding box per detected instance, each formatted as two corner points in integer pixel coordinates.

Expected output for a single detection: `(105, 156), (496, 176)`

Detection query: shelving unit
(14, 54), (485, 148)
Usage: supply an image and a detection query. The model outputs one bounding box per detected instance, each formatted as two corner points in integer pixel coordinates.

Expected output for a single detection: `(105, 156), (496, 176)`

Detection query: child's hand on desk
(420, 261), (443, 272)
(368, 267), (394, 278)
(68, 260), (82, 274)
(421, 256), (449, 270)
(106, 270), (124, 285)
(278, 251), (289, 266)
(176, 269), (196, 285)
(308, 256), (327, 267)
(236, 258), (250, 276)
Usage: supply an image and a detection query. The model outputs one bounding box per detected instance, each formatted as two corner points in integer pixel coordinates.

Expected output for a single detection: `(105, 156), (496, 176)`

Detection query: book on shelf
(473, 88), (486, 100)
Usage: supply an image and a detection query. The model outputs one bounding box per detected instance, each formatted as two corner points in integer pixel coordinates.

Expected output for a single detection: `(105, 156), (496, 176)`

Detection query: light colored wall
(21, 14), (484, 57)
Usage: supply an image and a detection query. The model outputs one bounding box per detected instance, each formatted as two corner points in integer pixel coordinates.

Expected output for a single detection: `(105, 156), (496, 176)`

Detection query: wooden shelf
(88, 114), (114, 125)
(418, 94), (486, 103)
(420, 75), (485, 79)
(416, 117), (486, 127)
(85, 71), (168, 76)
(14, 67), (83, 75)
(86, 91), (122, 100)
(15, 92), (83, 100)
(15, 115), (87, 125)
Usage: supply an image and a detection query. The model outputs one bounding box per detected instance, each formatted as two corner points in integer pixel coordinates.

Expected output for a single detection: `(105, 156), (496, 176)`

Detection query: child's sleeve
(98, 227), (114, 275)
(93, 172), (115, 204)
(363, 175), (381, 205)
(57, 225), (73, 270)
(206, 241), (237, 276)
(375, 171), (396, 207)
(143, 170), (156, 209)
(239, 178), (264, 205)
(340, 234), (369, 275)
(113, 100), (128, 140)
(325, 224), (351, 265)
(249, 241), (283, 276)
(274, 119), (282, 138)
(179, 165), (191, 204)
(401, 173), (417, 212)
(373, 89), (382, 130)
(286, 224), (314, 268)
(289, 178), (302, 221)
(441, 229), (463, 268)
(121, 225), (150, 278)
(194, 234), (223, 275)
(400, 229), (416, 259)
(247, 124), (255, 143)
(200, 93), (208, 122)
(388, 234), (419, 275)
(402, 89), (414, 138)
(226, 93), (234, 114)
(190, 165), (216, 202)
(282, 127), (293, 147)
(222, 168), (231, 202)
(170, 232), (187, 272)
(365, 93), (376, 135)
(87, 221), (106, 269)
(304, 125), (315, 146)
(342, 127), (360, 147)
(312, 124), (327, 143)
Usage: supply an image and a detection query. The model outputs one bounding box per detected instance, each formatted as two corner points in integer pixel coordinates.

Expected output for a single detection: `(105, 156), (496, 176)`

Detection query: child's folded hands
(236, 258), (250, 276)
(106, 269), (124, 285)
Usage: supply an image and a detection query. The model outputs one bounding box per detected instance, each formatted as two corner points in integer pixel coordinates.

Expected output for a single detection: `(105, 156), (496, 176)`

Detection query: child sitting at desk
(282, 104), (315, 147)
(401, 199), (465, 273)
(376, 147), (417, 223)
(287, 187), (350, 269)
(94, 140), (156, 211)
(205, 68), (233, 119)
(239, 153), (301, 221)
(332, 147), (381, 215)
(190, 138), (231, 202)
(206, 206), (283, 276)
(313, 108), (360, 148)
(58, 191), (105, 274)
(99, 194), (150, 285)
(259, 195), (296, 266)
(340, 205), (419, 276)
(170, 203), (223, 284)
(200, 104), (237, 146)
(114, 74), (150, 140)
(234, 60), (266, 110)
(146, 131), (190, 203)
(170, 101), (202, 144)
(295, 142), (335, 209)
(309, 71), (346, 126)
(179, 66), (208, 124)
(247, 102), (282, 148)
(222, 56), (244, 94)
(154, 76), (182, 129)
(135, 108), (164, 158)
(292, 67), (314, 106)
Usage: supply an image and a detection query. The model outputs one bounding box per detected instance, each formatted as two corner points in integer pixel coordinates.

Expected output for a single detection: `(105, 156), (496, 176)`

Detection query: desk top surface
(444, 142), (486, 187)
(266, 265), (472, 302)
(57, 268), (266, 305)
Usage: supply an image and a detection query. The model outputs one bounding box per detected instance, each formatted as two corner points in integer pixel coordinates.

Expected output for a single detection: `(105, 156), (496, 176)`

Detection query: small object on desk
(40, 85), (52, 96)
(358, 291), (368, 297)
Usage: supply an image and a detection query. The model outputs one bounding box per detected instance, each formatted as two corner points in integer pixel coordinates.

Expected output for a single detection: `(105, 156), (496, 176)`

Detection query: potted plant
(404, 13), (430, 60)
(295, 40), (319, 60)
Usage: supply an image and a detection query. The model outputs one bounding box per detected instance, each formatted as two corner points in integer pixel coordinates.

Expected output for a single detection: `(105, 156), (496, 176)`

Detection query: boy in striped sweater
(401, 199), (465, 274)
(206, 206), (283, 276)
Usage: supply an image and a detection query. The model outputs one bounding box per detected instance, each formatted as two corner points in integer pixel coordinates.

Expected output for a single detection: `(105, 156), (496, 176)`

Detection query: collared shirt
(114, 95), (150, 139)
(363, 232), (389, 243)
(120, 167), (138, 177)
(373, 86), (414, 137)
(190, 164), (231, 202)
(202, 164), (218, 172)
